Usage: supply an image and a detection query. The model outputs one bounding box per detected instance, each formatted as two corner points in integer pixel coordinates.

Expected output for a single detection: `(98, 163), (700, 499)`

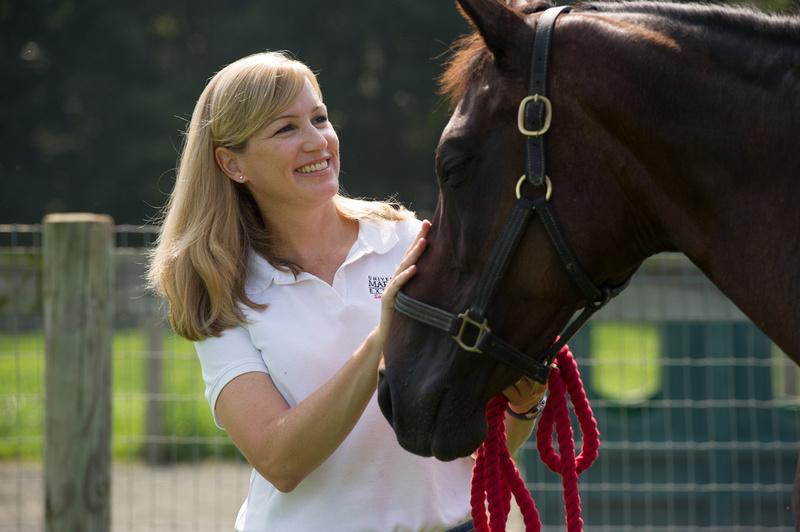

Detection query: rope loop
(536, 347), (599, 475)
(471, 345), (599, 532)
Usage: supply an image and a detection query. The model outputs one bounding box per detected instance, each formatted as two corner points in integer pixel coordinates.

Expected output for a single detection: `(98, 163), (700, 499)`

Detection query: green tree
(1, 0), (794, 223)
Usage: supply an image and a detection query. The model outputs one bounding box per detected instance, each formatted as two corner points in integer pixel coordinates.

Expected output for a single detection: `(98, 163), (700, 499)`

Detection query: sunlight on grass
(0, 330), (225, 460)
(0, 321), (671, 457)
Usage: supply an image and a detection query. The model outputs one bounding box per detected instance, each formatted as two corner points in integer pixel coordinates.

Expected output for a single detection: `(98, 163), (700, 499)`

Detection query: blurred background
(2, 0), (799, 530)
(2, 0), (475, 224)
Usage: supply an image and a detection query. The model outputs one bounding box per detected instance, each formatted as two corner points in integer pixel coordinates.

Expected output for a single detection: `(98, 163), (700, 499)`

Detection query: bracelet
(506, 394), (547, 421)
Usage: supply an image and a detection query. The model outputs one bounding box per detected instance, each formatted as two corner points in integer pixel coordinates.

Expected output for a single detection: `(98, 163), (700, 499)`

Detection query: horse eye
(438, 156), (472, 187)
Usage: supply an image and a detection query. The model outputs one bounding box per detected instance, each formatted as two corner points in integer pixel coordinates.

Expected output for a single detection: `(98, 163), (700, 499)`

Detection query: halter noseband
(395, 6), (629, 383)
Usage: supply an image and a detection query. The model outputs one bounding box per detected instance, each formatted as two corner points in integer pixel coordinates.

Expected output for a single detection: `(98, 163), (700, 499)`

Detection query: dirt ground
(0, 461), (250, 532)
(0, 461), (525, 531)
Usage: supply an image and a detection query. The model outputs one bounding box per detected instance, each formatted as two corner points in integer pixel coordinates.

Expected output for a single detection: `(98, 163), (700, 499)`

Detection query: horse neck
(554, 9), (800, 360)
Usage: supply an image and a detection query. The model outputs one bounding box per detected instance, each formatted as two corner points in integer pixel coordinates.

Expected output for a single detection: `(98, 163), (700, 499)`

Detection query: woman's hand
(503, 375), (548, 453)
(374, 220), (431, 345)
(503, 375), (547, 415)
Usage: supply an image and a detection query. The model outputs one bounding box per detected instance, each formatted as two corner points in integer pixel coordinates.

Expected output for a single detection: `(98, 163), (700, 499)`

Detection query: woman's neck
(261, 199), (358, 279)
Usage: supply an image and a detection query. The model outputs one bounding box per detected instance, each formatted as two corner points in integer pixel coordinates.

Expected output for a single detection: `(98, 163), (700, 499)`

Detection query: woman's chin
(301, 176), (340, 201)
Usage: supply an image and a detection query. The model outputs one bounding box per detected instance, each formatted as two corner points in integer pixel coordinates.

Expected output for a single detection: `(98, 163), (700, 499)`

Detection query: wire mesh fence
(523, 256), (800, 530)
(0, 224), (247, 531)
(0, 224), (797, 531)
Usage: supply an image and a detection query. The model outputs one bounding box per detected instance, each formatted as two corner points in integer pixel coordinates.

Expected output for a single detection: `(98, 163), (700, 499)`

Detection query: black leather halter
(395, 6), (629, 384)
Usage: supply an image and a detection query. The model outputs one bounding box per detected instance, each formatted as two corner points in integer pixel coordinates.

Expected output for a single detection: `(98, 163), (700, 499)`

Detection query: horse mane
(587, 1), (800, 37)
(438, 0), (799, 108)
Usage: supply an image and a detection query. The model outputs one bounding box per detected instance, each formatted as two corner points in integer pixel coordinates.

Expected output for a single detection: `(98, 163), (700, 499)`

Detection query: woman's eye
(275, 124), (295, 135)
(313, 114), (329, 125)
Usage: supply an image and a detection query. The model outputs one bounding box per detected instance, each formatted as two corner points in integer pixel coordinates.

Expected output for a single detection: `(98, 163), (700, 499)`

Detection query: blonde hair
(147, 51), (412, 341)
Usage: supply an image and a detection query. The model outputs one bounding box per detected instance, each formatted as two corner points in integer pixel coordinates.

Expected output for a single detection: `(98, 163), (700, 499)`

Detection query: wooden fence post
(43, 213), (113, 532)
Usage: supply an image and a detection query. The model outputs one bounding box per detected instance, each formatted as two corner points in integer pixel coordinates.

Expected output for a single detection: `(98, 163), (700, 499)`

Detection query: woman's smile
(218, 78), (342, 207)
(295, 158), (331, 176)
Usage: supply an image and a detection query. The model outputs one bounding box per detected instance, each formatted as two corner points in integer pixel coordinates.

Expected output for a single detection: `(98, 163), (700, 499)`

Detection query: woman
(148, 51), (546, 531)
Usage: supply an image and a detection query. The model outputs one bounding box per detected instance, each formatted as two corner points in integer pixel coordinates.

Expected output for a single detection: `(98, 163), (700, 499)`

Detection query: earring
(238, 175), (245, 182)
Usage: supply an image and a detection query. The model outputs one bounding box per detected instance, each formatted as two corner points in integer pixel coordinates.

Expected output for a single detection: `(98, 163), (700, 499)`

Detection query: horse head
(378, 0), (651, 460)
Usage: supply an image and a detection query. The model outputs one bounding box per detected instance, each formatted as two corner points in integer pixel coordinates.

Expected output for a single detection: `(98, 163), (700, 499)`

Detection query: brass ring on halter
(516, 174), (552, 201)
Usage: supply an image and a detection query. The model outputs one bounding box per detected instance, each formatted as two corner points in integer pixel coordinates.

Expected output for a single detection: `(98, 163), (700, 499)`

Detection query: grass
(0, 330), (239, 461)
(0, 322), (667, 462)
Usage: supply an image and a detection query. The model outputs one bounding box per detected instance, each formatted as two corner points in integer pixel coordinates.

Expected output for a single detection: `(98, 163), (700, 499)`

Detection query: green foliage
(2, 0), (471, 223)
(2, 0), (796, 223)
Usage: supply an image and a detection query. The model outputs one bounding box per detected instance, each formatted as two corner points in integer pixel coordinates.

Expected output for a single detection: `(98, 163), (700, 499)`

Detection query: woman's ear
(215, 146), (247, 183)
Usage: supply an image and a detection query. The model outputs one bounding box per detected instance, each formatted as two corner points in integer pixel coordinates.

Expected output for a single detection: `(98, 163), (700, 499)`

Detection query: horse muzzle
(377, 366), (488, 461)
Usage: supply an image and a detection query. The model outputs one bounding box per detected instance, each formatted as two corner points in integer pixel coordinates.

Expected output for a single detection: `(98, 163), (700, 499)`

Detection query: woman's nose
(303, 124), (328, 151)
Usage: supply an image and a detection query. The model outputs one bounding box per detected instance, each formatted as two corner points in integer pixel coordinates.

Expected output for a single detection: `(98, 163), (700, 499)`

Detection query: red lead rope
(470, 345), (600, 532)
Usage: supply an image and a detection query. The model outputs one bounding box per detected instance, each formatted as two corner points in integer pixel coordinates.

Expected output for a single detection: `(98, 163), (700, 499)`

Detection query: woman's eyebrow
(267, 105), (326, 125)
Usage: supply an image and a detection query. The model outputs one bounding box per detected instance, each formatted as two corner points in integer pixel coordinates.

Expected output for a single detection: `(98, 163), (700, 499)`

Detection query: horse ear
(456, 0), (532, 72)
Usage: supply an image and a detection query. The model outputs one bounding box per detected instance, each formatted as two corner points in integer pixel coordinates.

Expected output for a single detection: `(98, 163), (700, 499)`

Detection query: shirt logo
(368, 275), (391, 299)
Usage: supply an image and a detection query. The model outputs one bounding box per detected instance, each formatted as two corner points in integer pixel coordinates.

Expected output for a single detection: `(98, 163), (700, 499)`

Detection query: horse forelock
(438, 32), (493, 110)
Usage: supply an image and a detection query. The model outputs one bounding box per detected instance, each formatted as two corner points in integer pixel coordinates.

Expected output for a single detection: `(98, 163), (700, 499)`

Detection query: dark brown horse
(377, 0), (800, 524)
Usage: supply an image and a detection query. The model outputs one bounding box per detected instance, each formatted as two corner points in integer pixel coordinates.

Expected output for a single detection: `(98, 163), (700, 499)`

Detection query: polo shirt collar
(245, 217), (401, 292)
(353, 217), (399, 256)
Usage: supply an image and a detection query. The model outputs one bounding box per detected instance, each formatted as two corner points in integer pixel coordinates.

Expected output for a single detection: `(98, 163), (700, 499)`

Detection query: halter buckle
(452, 311), (491, 353)
(517, 94), (552, 137)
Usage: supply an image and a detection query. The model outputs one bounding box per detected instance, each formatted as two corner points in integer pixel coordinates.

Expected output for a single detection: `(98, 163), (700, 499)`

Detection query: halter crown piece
(394, 5), (629, 389)
(394, 5), (620, 531)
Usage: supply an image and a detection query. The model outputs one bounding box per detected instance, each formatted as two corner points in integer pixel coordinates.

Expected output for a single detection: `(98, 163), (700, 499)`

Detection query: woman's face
(236, 78), (340, 210)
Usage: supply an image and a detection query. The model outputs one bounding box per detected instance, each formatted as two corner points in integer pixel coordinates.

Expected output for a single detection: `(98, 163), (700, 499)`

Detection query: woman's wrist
(364, 329), (382, 354)
(506, 393), (547, 421)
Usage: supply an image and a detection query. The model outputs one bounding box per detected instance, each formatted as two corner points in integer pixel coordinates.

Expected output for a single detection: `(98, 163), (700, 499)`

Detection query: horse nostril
(377, 371), (394, 425)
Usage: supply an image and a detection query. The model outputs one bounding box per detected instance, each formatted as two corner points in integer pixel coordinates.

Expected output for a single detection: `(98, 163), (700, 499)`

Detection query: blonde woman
(148, 52), (545, 531)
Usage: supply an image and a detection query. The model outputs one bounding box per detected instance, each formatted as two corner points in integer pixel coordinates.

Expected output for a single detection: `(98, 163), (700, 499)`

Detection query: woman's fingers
(383, 265), (416, 303)
(395, 220), (430, 273)
(373, 220), (431, 346)
(405, 220), (431, 254)
(375, 265), (418, 344)
(394, 237), (427, 277)
(503, 375), (547, 411)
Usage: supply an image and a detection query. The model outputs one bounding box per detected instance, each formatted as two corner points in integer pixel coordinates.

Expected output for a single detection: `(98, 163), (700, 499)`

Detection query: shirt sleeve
(194, 325), (268, 429)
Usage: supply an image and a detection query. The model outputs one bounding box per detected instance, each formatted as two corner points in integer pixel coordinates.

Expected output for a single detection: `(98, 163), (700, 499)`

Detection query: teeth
(297, 160), (329, 174)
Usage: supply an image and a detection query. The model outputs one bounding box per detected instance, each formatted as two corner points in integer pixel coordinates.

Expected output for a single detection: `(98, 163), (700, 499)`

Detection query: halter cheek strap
(394, 6), (629, 382)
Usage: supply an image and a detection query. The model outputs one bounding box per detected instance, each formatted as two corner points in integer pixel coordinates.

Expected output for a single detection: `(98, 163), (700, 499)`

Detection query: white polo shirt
(194, 216), (473, 532)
